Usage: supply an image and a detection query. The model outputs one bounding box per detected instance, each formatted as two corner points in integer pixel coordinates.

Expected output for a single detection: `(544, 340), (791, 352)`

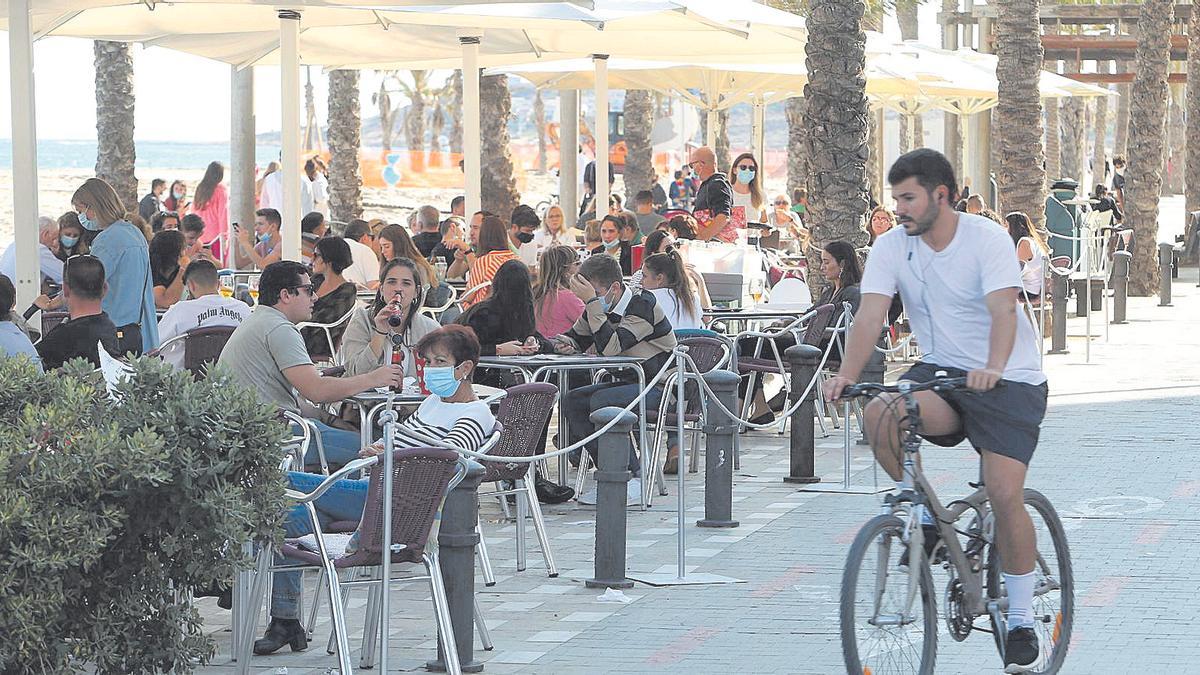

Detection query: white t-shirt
(650, 288), (703, 330)
(731, 190), (759, 228)
(860, 213), (1045, 385)
(156, 293), (252, 369)
(261, 171), (315, 215)
(344, 237), (381, 288)
(516, 240), (539, 267)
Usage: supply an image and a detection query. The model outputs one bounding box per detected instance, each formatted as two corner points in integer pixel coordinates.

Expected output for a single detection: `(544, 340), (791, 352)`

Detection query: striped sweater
(391, 397), (495, 452)
(561, 286), (678, 379)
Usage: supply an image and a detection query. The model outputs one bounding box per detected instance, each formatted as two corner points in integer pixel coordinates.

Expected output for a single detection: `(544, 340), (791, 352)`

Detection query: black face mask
(516, 231), (534, 244)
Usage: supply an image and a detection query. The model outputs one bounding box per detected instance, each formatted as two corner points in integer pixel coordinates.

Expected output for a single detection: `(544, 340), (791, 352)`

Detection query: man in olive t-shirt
(218, 261), (403, 467)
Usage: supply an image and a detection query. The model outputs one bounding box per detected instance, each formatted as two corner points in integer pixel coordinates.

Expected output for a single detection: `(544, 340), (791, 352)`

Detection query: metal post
(1112, 250), (1130, 324)
(8, 0), (39, 311)
(706, 108), (719, 149)
(230, 65), (256, 269)
(1049, 271), (1069, 354)
(698, 370), (739, 529)
(427, 458), (486, 673)
(593, 55), (610, 219)
(1083, 225), (1092, 364)
(1159, 242), (1174, 306)
(585, 407), (636, 590)
(559, 89), (580, 229)
(783, 344), (823, 484)
(460, 33), (483, 218)
(278, 11), (302, 262)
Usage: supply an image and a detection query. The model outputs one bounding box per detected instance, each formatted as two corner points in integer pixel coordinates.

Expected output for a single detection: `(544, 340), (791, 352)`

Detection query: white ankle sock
(1003, 570), (1037, 629)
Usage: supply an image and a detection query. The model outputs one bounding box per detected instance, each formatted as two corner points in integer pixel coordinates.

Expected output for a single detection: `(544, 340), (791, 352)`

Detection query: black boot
(253, 618), (307, 655)
(535, 471), (575, 504)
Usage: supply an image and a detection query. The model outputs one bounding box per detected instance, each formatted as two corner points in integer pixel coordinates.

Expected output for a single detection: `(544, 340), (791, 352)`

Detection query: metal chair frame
(297, 304), (359, 365)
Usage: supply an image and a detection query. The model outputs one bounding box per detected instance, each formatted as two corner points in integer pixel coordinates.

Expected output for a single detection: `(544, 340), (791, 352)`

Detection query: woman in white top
(532, 204), (581, 249)
(640, 246), (703, 330)
(727, 152), (766, 228)
(1005, 211), (1049, 300)
(340, 257), (439, 377)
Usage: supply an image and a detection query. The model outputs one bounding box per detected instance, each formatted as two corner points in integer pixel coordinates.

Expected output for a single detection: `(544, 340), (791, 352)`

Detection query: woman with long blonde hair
(533, 204), (581, 248)
(533, 245), (584, 338)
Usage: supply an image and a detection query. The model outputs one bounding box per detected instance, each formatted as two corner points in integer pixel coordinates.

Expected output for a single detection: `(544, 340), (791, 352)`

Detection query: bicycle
(837, 376), (1073, 675)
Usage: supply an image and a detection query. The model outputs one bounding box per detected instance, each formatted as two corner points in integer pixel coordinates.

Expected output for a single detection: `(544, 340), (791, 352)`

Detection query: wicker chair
(239, 448), (465, 673)
(154, 325), (237, 379)
(476, 382), (560, 578)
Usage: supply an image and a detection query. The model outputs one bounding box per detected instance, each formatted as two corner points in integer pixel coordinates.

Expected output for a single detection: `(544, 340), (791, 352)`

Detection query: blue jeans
(271, 471), (369, 619)
(307, 420), (362, 468)
(564, 383), (673, 478)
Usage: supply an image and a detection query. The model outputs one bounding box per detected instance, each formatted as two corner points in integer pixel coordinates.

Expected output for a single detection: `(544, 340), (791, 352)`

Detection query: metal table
(478, 354), (648, 486)
(703, 307), (812, 330)
(346, 384), (506, 450)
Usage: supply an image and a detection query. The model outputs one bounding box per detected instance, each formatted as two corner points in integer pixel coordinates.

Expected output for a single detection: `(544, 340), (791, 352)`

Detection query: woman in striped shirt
(459, 215), (517, 310)
(258, 325), (495, 655)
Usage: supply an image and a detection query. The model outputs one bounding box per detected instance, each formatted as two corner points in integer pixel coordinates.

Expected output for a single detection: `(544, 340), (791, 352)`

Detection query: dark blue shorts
(900, 362), (1048, 466)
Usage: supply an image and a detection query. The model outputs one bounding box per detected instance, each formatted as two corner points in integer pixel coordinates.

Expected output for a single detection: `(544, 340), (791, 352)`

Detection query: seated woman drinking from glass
(256, 325), (495, 656)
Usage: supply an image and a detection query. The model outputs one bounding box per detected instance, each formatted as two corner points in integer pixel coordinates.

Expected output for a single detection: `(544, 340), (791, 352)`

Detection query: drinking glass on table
(749, 277), (765, 305)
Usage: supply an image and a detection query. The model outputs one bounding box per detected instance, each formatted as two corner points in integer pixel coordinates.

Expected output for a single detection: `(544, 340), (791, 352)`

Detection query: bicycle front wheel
(841, 514), (938, 675)
(986, 488), (1075, 674)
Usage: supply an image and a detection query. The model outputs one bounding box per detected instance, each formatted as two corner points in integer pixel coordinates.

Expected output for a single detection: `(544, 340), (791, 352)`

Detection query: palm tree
(448, 70), (464, 155)
(1114, 60), (1130, 157)
(994, 0), (1048, 230)
(785, 97), (809, 202)
(1167, 84), (1186, 194)
(896, 0), (924, 152)
(372, 74), (397, 156)
(94, 40), (137, 209)
(1124, 0), (1173, 296)
(1060, 58), (1086, 181)
(803, 0), (871, 249)
(622, 90), (655, 199)
(327, 69), (362, 224)
(480, 74), (520, 219)
(533, 90), (548, 173)
(1091, 61), (1111, 189)
(1186, 6), (1200, 260)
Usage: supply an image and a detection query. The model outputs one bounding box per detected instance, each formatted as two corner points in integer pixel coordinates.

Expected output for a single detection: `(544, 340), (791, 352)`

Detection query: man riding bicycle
(823, 149), (1049, 673)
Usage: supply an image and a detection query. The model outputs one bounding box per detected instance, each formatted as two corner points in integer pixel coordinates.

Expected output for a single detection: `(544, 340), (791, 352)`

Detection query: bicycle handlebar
(840, 376), (970, 399)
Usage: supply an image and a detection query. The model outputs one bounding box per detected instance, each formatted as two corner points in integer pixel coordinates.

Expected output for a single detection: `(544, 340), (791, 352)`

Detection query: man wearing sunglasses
(220, 261), (404, 468)
(688, 145), (734, 242)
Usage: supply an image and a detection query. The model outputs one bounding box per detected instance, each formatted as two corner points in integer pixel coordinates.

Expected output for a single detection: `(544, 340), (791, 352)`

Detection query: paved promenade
(198, 262), (1200, 674)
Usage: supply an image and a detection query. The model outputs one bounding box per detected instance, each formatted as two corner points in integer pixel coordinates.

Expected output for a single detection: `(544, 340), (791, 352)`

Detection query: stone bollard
(856, 345), (886, 446)
(1159, 243), (1174, 307)
(783, 344), (822, 485)
(697, 369), (739, 529)
(1111, 250), (1131, 325)
(1072, 279), (1089, 318)
(1049, 271), (1069, 355)
(585, 407), (636, 590)
(427, 458), (486, 673)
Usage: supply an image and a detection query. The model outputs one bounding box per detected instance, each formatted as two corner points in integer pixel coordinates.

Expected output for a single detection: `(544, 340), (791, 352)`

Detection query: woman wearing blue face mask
(55, 211), (88, 261)
(727, 152), (766, 231)
(588, 214), (632, 276)
(71, 177), (159, 353)
(256, 324), (495, 654)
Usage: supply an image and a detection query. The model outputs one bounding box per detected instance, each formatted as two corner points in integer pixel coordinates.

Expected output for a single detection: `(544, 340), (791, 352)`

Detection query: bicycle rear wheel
(841, 514), (938, 675)
(986, 489), (1075, 673)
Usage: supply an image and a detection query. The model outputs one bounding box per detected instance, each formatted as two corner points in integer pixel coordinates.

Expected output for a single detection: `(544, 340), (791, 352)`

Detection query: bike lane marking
(645, 626), (723, 665)
(1133, 521), (1173, 545)
(1080, 576), (1130, 608)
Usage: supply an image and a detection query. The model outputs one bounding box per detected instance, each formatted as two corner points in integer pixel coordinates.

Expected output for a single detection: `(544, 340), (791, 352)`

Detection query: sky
(0, 5), (935, 142)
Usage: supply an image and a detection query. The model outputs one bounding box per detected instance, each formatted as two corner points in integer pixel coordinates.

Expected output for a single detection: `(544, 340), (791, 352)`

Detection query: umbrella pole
(9, 0), (39, 311)
(593, 55), (610, 217)
(461, 33), (483, 217)
(278, 10), (302, 262)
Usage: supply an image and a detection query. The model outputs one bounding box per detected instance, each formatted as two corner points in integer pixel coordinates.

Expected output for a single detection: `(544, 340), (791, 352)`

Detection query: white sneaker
(577, 488), (597, 505)
(626, 478), (643, 506)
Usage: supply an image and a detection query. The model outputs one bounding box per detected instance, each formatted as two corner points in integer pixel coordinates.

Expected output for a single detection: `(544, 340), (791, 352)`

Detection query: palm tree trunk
(715, 110), (731, 172)
(1091, 61), (1110, 189)
(405, 71), (427, 173)
(480, 74), (520, 219)
(994, 0), (1047, 231)
(1114, 60), (1131, 158)
(327, 69), (362, 223)
(375, 77), (394, 157)
(1124, 0), (1173, 296)
(449, 70), (464, 155)
(785, 97), (810, 201)
(1167, 84), (1186, 194)
(94, 40), (137, 210)
(534, 90), (548, 173)
(1185, 6), (1200, 260)
(896, 0), (922, 153)
(622, 90), (655, 199)
(1060, 59), (1086, 182)
(803, 0), (871, 250)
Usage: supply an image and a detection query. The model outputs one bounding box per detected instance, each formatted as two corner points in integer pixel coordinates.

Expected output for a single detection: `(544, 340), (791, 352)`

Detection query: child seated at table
(255, 325), (494, 657)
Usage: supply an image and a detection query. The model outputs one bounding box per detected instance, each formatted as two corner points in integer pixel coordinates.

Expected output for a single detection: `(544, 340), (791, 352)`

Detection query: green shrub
(0, 355), (287, 674)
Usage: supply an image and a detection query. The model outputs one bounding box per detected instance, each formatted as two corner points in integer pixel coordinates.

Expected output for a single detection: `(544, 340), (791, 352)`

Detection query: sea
(0, 138), (283, 170)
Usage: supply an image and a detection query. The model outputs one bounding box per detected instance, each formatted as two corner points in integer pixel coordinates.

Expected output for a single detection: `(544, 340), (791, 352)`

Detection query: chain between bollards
(698, 369), (739, 528)
(783, 344), (822, 485)
(586, 407), (637, 590)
